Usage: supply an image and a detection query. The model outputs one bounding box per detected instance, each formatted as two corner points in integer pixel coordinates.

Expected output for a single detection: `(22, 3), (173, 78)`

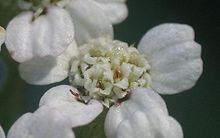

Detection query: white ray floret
(105, 88), (183, 138)
(5, 6), (74, 62)
(7, 85), (103, 138)
(65, 0), (114, 45)
(19, 41), (78, 85)
(138, 23), (203, 94)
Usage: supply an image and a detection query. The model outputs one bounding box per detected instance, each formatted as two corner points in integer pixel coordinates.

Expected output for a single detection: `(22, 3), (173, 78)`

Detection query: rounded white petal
(31, 107), (75, 138)
(19, 41), (78, 85)
(0, 125), (5, 138)
(5, 6), (74, 62)
(7, 113), (33, 138)
(39, 85), (103, 127)
(104, 88), (183, 138)
(7, 110), (75, 138)
(93, 0), (128, 24)
(66, 0), (113, 45)
(0, 26), (5, 51)
(138, 23), (203, 94)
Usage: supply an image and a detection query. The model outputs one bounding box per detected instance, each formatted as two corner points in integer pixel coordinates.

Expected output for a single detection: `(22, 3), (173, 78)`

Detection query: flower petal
(138, 23), (203, 94)
(93, 0), (128, 24)
(5, 6), (74, 62)
(39, 85), (103, 127)
(0, 26), (5, 51)
(0, 125), (5, 138)
(104, 88), (183, 138)
(7, 113), (33, 138)
(7, 109), (75, 138)
(19, 41), (78, 85)
(66, 0), (113, 45)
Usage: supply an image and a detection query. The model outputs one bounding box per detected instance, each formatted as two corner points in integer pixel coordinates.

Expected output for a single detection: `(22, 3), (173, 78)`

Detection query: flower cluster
(70, 38), (151, 107)
(0, 0), (203, 138)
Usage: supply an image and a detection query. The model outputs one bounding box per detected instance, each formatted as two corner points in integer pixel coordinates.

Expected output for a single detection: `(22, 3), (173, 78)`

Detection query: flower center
(69, 37), (151, 107)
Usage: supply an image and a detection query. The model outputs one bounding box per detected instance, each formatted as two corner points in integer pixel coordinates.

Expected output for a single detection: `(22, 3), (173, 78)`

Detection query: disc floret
(69, 38), (151, 107)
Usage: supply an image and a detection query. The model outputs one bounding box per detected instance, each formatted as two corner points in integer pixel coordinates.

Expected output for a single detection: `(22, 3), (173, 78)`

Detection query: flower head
(69, 37), (151, 107)
(11, 23), (203, 138)
(20, 23), (203, 95)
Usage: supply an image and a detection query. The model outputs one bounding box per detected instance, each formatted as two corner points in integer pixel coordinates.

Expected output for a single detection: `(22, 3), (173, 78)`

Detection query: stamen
(115, 90), (131, 105)
(69, 89), (79, 97)
(114, 67), (122, 80)
(69, 89), (92, 104)
(96, 80), (105, 90)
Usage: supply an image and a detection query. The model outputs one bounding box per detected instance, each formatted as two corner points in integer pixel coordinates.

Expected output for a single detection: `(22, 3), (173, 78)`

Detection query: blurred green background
(0, 0), (219, 137)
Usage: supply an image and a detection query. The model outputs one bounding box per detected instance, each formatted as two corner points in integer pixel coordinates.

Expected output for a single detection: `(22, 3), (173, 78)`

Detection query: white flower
(20, 23), (203, 95)
(7, 85), (183, 138)
(5, 0), (128, 62)
(69, 37), (152, 107)
(0, 26), (5, 51)
(14, 23), (203, 137)
(0, 125), (5, 138)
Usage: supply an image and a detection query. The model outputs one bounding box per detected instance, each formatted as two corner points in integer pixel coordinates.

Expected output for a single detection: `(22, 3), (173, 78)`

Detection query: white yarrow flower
(20, 23), (203, 95)
(69, 37), (152, 107)
(14, 23), (203, 137)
